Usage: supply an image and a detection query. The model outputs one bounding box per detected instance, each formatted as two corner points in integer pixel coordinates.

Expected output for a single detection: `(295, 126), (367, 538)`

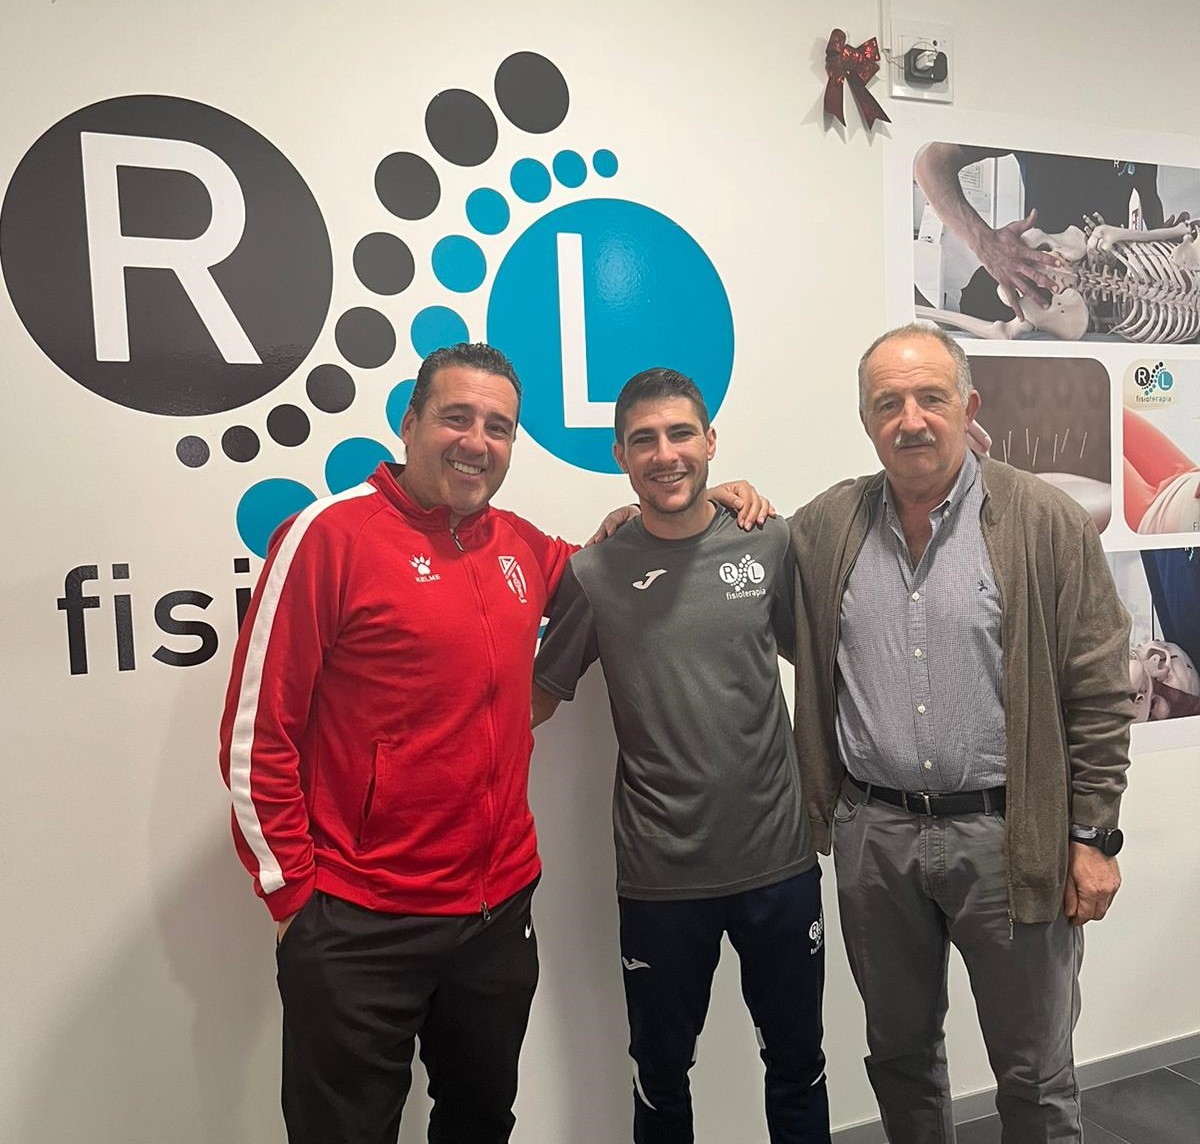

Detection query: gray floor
(954, 1057), (1200, 1143)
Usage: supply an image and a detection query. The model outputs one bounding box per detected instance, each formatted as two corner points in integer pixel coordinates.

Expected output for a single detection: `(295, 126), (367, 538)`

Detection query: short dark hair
(409, 343), (523, 422)
(614, 367), (710, 442)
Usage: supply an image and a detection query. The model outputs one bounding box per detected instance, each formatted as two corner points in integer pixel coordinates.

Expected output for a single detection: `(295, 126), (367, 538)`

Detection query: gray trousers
(832, 782), (1084, 1144)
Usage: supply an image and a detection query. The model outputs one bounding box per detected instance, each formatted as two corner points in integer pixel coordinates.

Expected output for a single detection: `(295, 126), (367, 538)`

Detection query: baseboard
(831, 1031), (1200, 1143)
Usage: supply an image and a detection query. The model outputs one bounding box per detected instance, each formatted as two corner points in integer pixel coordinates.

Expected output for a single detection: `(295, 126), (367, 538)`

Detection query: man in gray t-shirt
(533, 368), (829, 1144)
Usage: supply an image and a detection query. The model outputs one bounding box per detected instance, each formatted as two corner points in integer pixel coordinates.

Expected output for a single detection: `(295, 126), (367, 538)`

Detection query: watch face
(1102, 828), (1124, 857)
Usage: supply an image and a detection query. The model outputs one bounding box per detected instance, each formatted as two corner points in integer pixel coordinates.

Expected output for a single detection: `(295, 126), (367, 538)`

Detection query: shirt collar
(881, 448), (979, 522)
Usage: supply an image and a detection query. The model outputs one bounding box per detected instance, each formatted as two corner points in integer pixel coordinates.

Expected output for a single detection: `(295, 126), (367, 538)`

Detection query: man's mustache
(893, 429), (937, 449)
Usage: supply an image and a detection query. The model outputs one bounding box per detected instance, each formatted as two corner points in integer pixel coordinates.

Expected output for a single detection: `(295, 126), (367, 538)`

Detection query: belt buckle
(905, 791), (934, 815)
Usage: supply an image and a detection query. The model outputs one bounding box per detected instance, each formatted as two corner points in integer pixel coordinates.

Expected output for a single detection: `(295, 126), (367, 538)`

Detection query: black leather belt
(847, 775), (1005, 816)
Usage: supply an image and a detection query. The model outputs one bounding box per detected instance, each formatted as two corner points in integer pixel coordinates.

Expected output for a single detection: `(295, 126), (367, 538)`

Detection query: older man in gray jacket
(789, 323), (1133, 1144)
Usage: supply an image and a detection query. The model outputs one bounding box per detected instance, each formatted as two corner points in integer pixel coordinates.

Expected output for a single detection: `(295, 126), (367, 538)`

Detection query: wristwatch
(1069, 823), (1124, 856)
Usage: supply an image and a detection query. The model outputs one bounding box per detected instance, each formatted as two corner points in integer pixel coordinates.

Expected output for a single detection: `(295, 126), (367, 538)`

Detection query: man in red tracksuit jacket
(220, 343), (572, 1144)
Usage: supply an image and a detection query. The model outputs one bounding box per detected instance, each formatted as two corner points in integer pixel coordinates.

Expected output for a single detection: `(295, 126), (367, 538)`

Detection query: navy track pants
(618, 865), (831, 1143)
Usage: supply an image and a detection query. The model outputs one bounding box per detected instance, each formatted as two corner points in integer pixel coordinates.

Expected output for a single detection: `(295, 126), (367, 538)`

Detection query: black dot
(425, 89), (498, 166)
(354, 233), (415, 295)
(176, 435), (210, 467)
(375, 152), (441, 220)
(335, 307), (396, 369)
(495, 53), (569, 133)
(234, 557), (251, 573)
(222, 425), (260, 463)
(267, 404), (311, 447)
(306, 364), (356, 413)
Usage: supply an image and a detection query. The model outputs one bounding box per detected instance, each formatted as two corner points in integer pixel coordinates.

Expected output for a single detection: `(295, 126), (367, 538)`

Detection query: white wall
(1, 2), (1197, 1141)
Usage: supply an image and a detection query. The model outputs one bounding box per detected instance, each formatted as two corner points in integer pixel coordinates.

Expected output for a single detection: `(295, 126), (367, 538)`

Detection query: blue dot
(553, 150), (587, 189)
(593, 149), (618, 178)
(326, 437), (394, 494)
(466, 188), (510, 235)
(386, 379), (417, 434)
(236, 479), (317, 558)
(411, 306), (470, 357)
(432, 235), (487, 293)
(487, 198), (734, 474)
(511, 158), (551, 203)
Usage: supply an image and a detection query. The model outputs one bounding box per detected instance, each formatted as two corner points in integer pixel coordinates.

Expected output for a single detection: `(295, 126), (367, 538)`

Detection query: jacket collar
(859, 451), (1017, 526)
(368, 462), (493, 535)
(975, 453), (1018, 525)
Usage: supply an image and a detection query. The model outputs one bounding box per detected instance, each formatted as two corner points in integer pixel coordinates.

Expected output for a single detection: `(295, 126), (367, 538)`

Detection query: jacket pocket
(357, 740), (477, 855)
(832, 790), (861, 824)
(357, 747), (382, 848)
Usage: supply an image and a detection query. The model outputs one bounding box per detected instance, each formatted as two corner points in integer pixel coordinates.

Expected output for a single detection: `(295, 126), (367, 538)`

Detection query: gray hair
(857, 322), (973, 418)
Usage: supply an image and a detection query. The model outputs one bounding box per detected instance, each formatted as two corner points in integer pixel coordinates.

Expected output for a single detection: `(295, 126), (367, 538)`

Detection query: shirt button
(917, 704), (927, 714)
(942, 509), (951, 519)
(923, 760), (933, 771)
(911, 591), (920, 602)
(914, 647), (924, 658)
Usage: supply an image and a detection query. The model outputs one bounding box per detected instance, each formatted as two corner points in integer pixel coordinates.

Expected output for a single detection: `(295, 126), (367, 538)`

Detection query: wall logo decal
(1, 54), (735, 562)
(0, 95), (332, 418)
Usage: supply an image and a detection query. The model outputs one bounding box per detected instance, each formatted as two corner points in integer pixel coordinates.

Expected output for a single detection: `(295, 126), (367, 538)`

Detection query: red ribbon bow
(824, 28), (891, 128)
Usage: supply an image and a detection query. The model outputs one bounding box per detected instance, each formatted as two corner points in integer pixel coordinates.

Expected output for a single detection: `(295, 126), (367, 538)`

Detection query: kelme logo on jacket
(410, 554), (440, 583)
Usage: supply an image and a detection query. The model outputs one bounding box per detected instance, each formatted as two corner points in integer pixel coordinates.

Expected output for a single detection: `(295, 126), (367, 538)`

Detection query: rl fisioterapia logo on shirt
(718, 554), (767, 600)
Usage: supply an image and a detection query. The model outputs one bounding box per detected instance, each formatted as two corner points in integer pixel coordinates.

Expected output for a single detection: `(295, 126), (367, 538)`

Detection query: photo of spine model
(911, 144), (1200, 344)
(920, 217), (1200, 343)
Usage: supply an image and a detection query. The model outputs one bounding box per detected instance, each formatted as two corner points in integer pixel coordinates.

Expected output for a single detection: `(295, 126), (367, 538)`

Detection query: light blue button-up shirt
(835, 450), (1008, 792)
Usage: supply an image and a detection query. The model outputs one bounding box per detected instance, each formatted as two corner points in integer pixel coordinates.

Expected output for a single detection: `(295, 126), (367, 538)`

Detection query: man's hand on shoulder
(710, 480), (776, 530)
(1063, 842), (1121, 926)
(586, 503), (640, 547)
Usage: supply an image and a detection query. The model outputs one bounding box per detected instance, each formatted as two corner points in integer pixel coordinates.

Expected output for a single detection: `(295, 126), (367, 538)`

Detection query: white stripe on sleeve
(228, 483), (376, 894)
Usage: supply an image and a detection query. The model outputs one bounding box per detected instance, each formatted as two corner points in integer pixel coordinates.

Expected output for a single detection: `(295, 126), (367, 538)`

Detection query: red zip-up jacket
(219, 463), (574, 920)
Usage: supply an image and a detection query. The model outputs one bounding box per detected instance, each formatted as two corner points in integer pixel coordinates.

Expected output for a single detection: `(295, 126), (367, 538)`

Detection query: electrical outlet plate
(890, 21), (953, 103)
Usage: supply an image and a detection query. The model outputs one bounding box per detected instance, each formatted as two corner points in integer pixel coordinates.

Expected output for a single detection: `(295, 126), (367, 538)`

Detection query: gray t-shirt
(534, 510), (815, 900)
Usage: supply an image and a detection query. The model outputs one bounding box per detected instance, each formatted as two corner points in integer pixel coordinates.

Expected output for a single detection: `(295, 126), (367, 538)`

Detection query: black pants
(275, 882), (539, 1144)
(619, 866), (830, 1144)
